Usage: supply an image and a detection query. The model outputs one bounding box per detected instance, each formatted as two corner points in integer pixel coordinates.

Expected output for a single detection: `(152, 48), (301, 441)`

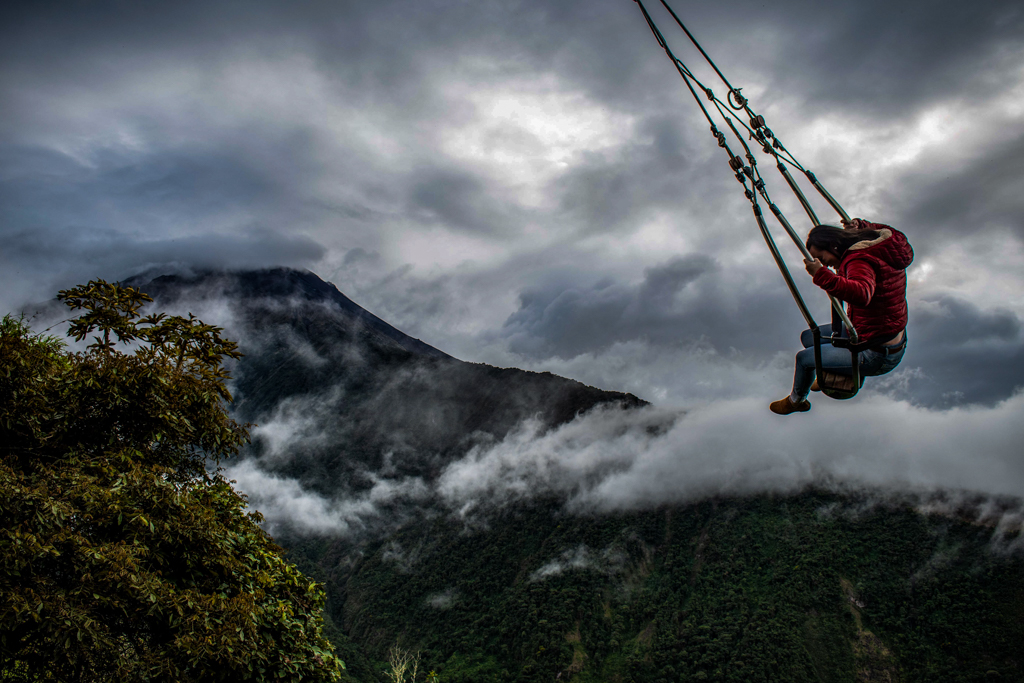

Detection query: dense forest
(0, 284), (344, 681)
(285, 490), (1023, 683)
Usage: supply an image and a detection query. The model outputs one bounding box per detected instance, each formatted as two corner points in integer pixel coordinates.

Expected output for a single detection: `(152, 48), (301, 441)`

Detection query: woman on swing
(770, 218), (914, 415)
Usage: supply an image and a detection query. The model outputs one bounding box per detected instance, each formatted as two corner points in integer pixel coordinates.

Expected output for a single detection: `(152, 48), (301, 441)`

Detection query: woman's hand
(804, 258), (823, 276)
(841, 217), (866, 230)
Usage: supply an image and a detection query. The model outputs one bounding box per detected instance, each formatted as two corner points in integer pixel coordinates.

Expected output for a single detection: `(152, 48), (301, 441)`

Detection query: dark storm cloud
(916, 295), (1020, 345)
(553, 113), (715, 236)
(0, 140), (326, 298)
(893, 295), (1024, 407)
(3, 223), (324, 285)
(2, 0), (1023, 417)
(499, 253), (803, 359)
(3, 0), (1017, 251)
(8, 0), (1013, 130)
(3, 0), (1018, 123)
(1, 143), (276, 222)
(646, 0), (1024, 119)
(407, 166), (521, 236)
(499, 258), (1024, 408)
(810, 1), (1024, 114)
(893, 130), (1024, 241)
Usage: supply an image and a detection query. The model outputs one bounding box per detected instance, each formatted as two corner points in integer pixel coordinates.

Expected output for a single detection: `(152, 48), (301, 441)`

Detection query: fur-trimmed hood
(845, 228), (914, 270)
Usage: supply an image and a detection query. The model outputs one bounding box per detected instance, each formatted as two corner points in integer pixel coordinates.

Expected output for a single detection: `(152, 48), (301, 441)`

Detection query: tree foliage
(0, 281), (345, 682)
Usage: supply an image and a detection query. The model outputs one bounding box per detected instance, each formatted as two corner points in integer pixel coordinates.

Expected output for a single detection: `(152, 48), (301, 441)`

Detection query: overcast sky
(3, 0), (1024, 504)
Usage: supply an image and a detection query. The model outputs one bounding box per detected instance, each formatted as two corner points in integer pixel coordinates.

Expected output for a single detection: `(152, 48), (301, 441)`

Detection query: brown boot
(769, 396), (811, 415)
(811, 379), (821, 392)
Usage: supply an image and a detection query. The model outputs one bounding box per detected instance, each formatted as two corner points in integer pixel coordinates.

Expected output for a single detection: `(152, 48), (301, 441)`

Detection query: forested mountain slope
(295, 491), (1023, 683)
(136, 268), (644, 497)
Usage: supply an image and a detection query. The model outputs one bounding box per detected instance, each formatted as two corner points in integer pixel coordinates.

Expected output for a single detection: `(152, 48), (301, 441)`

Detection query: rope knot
(728, 88), (746, 109)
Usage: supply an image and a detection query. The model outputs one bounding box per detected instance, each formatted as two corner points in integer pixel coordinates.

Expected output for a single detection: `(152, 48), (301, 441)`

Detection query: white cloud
(247, 386), (339, 462)
(425, 588), (459, 609)
(225, 459), (429, 535)
(529, 544), (627, 582)
(438, 70), (636, 206)
(435, 394), (1024, 516)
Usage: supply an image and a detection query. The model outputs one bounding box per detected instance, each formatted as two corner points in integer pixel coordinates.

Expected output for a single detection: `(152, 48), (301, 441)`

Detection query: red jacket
(811, 223), (914, 344)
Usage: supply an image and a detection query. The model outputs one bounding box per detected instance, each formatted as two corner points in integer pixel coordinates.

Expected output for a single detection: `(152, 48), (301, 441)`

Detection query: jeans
(791, 324), (906, 401)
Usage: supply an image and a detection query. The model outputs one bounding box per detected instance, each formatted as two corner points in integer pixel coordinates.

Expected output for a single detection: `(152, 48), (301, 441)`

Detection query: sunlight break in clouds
(439, 71), (635, 206)
(795, 57), (1024, 221)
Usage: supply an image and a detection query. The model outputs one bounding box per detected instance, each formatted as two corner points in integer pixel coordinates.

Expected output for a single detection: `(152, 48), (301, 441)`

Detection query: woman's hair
(806, 224), (881, 258)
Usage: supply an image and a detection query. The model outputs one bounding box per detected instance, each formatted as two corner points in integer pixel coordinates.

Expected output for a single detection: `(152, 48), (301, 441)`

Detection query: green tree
(0, 280), (345, 682)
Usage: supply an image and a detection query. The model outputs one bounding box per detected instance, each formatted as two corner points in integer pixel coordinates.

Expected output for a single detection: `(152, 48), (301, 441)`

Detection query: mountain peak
(131, 267), (452, 360)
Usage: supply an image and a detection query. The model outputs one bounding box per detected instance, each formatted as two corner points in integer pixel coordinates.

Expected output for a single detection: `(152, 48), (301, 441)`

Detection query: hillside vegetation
(287, 491), (1023, 683)
(0, 282), (344, 682)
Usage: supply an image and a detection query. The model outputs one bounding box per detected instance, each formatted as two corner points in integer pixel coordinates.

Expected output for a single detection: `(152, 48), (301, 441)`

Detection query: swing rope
(633, 0), (873, 397)
(654, 0), (852, 225)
